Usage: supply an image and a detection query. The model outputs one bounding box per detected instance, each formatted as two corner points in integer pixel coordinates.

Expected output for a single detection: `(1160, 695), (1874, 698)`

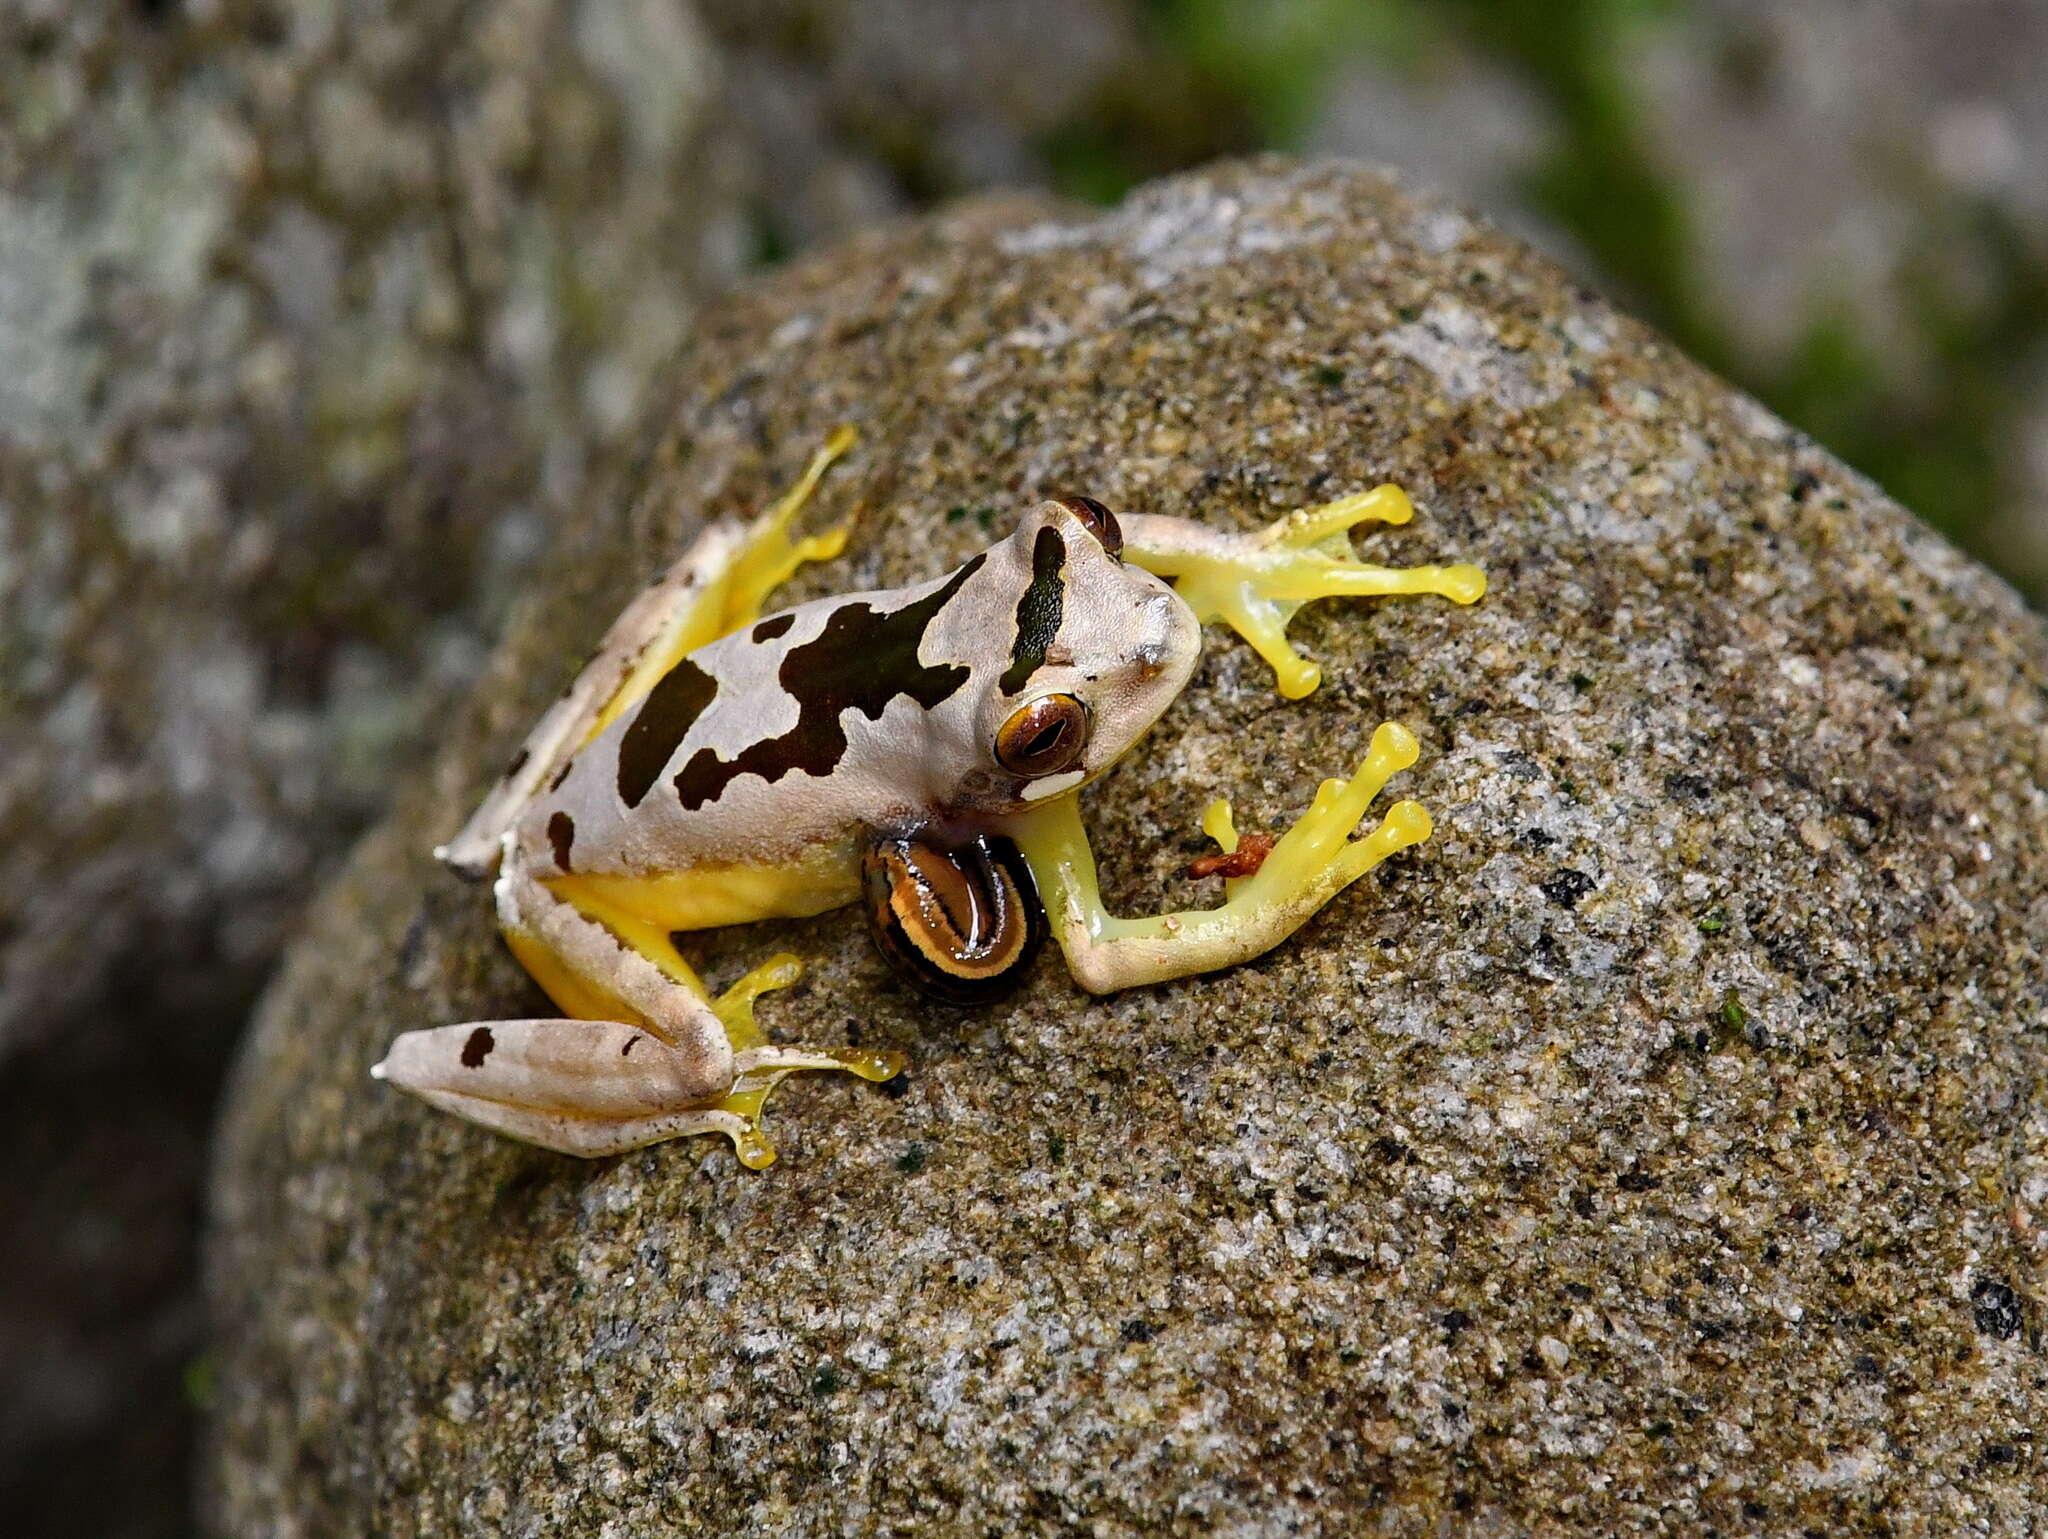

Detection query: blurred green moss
(1043, 0), (2048, 605)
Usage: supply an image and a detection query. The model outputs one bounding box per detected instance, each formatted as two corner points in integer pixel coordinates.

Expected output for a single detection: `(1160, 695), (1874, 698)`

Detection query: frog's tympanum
(375, 429), (1485, 1167)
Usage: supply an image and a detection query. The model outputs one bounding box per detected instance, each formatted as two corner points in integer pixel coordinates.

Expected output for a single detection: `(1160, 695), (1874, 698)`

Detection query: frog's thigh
(373, 1018), (760, 1159)
(379, 858), (902, 1163)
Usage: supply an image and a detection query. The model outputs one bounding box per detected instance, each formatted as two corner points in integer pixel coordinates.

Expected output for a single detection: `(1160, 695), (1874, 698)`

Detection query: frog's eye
(861, 831), (1045, 1004)
(995, 693), (1089, 777)
(1055, 495), (1123, 557)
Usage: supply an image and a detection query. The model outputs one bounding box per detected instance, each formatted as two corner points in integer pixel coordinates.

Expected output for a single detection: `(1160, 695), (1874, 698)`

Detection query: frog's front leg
(998, 723), (1431, 993)
(374, 851), (899, 1166)
(1121, 486), (1485, 699)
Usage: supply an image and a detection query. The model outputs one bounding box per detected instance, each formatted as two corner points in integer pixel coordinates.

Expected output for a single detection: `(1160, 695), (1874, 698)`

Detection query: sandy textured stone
(208, 160), (2048, 1535)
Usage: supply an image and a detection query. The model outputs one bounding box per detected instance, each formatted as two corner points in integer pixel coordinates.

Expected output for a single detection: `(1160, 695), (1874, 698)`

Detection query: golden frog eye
(1054, 494), (1123, 557)
(995, 693), (1088, 777)
(860, 831), (1044, 1004)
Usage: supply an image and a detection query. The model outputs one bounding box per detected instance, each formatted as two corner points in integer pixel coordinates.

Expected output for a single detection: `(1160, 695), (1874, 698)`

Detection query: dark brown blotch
(752, 612), (796, 642)
(505, 747), (530, 779)
(1000, 525), (1067, 695)
(674, 554), (987, 812)
(546, 811), (576, 871)
(617, 656), (718, 807)
(460, 1026), (495, 1068)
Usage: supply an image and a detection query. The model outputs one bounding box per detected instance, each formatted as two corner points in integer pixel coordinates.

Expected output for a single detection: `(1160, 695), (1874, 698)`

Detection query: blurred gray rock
(0, 1), (745, 1529)
(698, 0), (1147, 243)
(1632, 0), (2048, 598)
(209, 160), (2048, 1535)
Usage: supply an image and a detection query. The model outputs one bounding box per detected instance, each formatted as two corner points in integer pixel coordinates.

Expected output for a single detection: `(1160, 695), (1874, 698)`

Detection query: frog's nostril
(1130, 634), (1172, 679)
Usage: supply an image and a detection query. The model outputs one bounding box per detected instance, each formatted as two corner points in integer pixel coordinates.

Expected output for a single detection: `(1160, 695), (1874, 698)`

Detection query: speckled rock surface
(208, 160), (2048, 1535)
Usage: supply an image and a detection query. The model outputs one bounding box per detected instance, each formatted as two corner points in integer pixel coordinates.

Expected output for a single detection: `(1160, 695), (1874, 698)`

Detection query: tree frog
(375, 428), (1484, 1168)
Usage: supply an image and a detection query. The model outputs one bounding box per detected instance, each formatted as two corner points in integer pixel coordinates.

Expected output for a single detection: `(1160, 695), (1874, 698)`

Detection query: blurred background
(3, 2), (2044, 1534)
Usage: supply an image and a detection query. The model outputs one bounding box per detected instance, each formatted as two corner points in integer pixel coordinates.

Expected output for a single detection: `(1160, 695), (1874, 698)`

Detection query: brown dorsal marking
(672, 554), (988, 812)
(546, 811), (576, 871)
(460, 1026), (495, 1068)
(616, 655), (718, 808)
(999, 525), (1066, 695)
(752, 612), (796, 642)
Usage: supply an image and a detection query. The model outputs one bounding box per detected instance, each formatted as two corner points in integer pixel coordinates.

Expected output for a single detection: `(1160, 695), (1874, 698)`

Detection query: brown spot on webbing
(673, 554), (987, 812)
(617, 655), (718, 807)
(1188, 833), (1275, 880)
(460, 1026), (495, 1068)
(547, 759), (575, 793)
(547, 811), (576, 871)
(752, 612), (796, 642)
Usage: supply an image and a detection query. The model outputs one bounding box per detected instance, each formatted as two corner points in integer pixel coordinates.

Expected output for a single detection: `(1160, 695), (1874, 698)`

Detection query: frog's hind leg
(438, 426), (861, 879)
(1121, 486), (1485, 700)
(375, 1017), (758, 1160)
(375, 855), (900, 1165)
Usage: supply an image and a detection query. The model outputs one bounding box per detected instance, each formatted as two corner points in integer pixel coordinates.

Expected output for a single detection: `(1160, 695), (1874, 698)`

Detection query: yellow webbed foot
(1123, 485), (1485, 699)
(1002, 722), (1435, 994)
(1220, 721), (1433, 908)
(705, 953), (903, 1169)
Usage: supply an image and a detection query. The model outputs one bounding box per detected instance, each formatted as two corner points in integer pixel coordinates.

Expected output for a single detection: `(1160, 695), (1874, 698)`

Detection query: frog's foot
(372, 955), (900, 1166)
(710, 425), (860, 638)
(1192, 720), (1432, 940)
(1006, 722), (1433, 994)
(1121, 486), (1485, 699)
(699, 953), (904, 1170)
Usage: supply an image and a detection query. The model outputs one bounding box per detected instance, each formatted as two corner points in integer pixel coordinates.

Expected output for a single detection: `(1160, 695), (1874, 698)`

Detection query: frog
(373, 426), (1485, 1168)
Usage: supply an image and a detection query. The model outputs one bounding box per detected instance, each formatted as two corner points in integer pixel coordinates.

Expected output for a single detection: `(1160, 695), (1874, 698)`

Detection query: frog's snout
(1138, 588), (1199, 679)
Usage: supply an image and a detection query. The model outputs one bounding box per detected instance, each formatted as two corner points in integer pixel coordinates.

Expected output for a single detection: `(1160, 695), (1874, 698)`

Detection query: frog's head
(959, 495), (1199, 812)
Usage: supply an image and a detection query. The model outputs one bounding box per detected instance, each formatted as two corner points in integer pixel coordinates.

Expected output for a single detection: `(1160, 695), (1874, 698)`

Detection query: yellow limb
(586, 425), (858, 743)
(704, 954), (904, 1171)
(535, 877), (900, 1170)
(1122, 483), (1486, 700)
(1003, 722), (1433, 993)
(1270, 483), (1414, 540)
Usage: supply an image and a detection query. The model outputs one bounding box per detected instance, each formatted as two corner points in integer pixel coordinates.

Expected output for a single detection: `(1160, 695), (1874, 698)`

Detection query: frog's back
(512, 553), (1004, 883)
